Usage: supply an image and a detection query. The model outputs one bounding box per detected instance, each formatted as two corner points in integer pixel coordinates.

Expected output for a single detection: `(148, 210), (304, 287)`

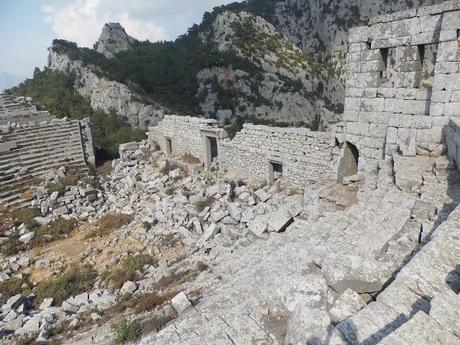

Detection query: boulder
(120, 281), (138, 295)
(247, 216), (268, 236)
(266, 209), (293, 232)
(329, 288), (366, 323)
(254, 189), (271, 202)
(200, 223), (219, 242)
(171, 291), (192, 314)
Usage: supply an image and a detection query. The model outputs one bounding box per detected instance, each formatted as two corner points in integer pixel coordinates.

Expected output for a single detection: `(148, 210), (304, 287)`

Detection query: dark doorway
(209, 137), (218, 162)
(204, 136), (219, 169)
(269, 161), (283, 183)
(166, 138), (172, 156)
(338, 142), (359, 182)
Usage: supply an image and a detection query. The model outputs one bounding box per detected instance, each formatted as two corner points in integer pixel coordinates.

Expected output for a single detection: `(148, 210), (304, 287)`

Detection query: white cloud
(42, 0), (169, 47)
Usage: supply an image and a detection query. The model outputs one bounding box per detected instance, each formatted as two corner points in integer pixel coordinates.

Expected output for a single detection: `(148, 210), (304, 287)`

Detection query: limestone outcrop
(94, 23), (136, 59)
(47, 49), (167, 128)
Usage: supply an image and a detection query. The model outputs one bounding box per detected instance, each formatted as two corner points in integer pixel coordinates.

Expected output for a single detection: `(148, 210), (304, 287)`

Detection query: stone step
(0, 138), (83, 163)
(0, 146), (85, 171)
(336, 205), (460, 345)
(3, 121), (79, 136)
(337, 301), (402, 345)
(3, 129), (81, 149)
(429, 289), (460, 337)
(378, 311), (460, 345)
(0, 157), (88, 185)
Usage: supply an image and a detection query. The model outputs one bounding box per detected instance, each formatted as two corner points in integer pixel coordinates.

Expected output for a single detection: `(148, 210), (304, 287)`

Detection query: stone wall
(148, 115), (227, 163)
(219, 124), (337, 188)
(336, 2), (460, 176)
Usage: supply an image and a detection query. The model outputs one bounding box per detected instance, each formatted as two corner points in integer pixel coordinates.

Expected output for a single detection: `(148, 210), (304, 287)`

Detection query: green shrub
(12, 207), (40, 229)
(33, 219), (78, 246)
(34, 265), (96, 306)
(112, 320), (142, 344)
(0, 277), (27, 300)
(47, 175), (79, 195)
(106, 254), (158, 290)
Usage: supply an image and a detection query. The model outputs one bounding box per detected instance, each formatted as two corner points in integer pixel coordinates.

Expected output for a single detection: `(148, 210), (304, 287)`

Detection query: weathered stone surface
(329, 288), (367, 323)
(171, 292), (192, 314)
(322, 255), (387, 293)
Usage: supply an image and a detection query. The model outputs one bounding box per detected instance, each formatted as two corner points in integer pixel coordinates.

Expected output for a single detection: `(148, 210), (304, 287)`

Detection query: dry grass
(0, 276), (30, 300)
(194, 196), (216, 213)
(47, 175), (79, 195)
(134, 291), (177, 314)
(181, 153), (201, 164)
(96, 160), (113, 177)
(34, 264), (97, 306)
(105, 254), (158, 290)
(89, 213), (133, 238)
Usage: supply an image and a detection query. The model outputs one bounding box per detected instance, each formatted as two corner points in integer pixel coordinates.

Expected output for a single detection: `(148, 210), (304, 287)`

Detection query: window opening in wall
(269, 161), (283, 183)
(379, 48), (389, 80)
(166, 138), (172, 156)
(337, 142), (359, 183)
(418, 45), (426, 65)
(366, 40), (372, 50)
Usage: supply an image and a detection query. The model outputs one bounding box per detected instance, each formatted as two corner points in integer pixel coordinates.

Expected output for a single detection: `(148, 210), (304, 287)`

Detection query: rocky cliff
(48, 48), (167, 128)
(94, 23), (137, 59)
(196, 10), (342, 124)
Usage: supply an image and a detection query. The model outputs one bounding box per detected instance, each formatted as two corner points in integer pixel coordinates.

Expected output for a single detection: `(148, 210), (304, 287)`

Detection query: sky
(0, 0), (236, 79)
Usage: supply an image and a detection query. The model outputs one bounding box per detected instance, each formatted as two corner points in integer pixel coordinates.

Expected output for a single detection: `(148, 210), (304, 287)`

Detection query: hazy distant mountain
(0, 72), (23, 92)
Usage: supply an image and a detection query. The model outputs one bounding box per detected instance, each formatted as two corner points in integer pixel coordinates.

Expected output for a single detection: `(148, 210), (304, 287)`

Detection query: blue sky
(0, 0), (236, 79)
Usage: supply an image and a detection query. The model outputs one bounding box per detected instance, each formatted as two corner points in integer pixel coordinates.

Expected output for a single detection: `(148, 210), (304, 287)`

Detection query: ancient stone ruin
(143, 2), (460, 343)
(0, 94), (95, 209)
(1, 2), (460, 344)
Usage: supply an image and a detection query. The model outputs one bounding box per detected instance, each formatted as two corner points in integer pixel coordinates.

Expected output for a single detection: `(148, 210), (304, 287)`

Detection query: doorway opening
(269, 161), (283, 183)
(204, 136), (219, 168)
(165, 138), (172, 156)
(337, 142), (359, 182)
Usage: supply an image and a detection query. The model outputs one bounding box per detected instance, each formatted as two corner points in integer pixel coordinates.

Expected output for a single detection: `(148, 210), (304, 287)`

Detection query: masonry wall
(338, 2), (460, 175)
(148, 115), (227, 162)
(219, 124), (337, 188)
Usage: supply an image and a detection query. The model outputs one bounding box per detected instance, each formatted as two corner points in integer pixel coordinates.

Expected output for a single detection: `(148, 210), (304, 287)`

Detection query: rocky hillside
(45, 6), (342, 129)
(29, 0), (446, 130)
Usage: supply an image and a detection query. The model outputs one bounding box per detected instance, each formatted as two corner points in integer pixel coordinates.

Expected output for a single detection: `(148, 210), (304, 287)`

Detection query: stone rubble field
(0, 140), (458, 344)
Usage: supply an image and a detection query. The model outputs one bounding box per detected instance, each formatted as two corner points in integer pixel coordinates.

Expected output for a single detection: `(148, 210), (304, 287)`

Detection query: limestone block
(266, 209), (293, 233)
(439, 29), (458, 42)
(329, 288), (366, 323)
(171, 292), (192, 314)
(450, 91), (460, 102)
(285, 302), (331, 345)
(429, 102), (445, 116)
(385, 127), (398, 144)
(322, 255), (387, 294)
(348, 26), (369, 43)
(444, 102), (460, 116)
(442, 10), (460, 30)
(432, 90), (453, 102)
(437, 41), (458, 62)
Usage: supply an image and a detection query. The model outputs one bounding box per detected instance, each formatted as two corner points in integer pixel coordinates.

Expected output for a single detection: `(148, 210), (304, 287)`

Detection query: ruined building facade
(149, 1), (460, 191)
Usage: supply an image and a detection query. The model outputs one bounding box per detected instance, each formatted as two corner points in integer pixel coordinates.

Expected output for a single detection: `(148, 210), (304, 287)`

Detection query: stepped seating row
(336, 205), (460, 345)
(0, 119), (92, 209)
